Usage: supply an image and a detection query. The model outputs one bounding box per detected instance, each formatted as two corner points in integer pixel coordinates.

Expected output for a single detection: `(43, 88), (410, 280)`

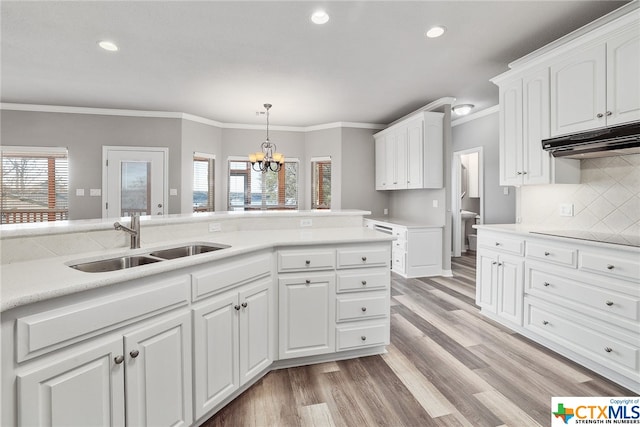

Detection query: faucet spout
(114, 214), (141, 249)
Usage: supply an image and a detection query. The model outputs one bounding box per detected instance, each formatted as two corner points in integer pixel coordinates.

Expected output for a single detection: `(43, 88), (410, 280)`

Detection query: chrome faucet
(114, 214), (141, 249)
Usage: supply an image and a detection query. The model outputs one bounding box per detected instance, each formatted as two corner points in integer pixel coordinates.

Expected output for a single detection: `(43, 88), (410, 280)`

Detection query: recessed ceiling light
(311, 10), (330, 25)
(425, 26), (446, 38)
(452, 104), (474, 116)
(98, 40), (119, 52)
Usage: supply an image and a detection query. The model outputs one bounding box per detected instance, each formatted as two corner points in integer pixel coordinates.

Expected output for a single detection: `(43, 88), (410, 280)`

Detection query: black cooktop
(531, 230), (640, 248)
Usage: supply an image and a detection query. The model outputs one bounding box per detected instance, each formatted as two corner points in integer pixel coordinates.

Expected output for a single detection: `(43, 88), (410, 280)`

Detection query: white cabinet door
(395, 125), (408, 190)
(17, 337), (125, 427)
(499, 78), (524, 186)
(124, 311), (192, 427)
(384, 133), (397, 189)
(606, 27), (640, 126)
(374, 136), (387, 190)
(193, 291), (239, 418)
(476, 250), (499, 313)
(406, 118), (423, 189)
(522, 68), (551, 185)
(550, 44), (607, 136)
(279, 273), (336, 359)
(239, 279), (273, 385)
(497, 254), (524, 325)
(423, 112), (444, 188)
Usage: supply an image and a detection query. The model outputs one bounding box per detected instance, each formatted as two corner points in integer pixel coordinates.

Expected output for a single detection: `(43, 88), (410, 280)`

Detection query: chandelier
(249, 103), (284, 173)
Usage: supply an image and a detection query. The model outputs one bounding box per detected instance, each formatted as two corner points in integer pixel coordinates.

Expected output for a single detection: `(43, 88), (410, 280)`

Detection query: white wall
(304, 127), (342, 210)
(181, 120), (222, 212)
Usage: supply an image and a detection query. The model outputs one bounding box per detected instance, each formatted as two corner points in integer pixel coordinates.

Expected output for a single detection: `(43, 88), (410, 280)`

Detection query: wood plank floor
(204, 253), (633, 427)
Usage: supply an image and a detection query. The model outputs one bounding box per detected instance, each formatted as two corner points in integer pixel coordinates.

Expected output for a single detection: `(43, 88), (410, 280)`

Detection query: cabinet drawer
(191, 252), (272, 301)
(336, 293), (388, 322)
(278, 248), (335, 272)
(336, 322), (389, 351)
(336, 268), (389, 293)
(526, 243), (576, 267)
(525, 299), (639, 374)
(579, 251), (640, 283)
(479, 235), (524, 256)
(336, 245), (389, 269)
(526, 266), (639, 323)
(16, 277), (190, 363)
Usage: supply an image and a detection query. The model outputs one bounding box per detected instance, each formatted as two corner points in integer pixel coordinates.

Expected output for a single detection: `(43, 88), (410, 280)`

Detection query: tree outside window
(311, 157), (331, 209)
(228, 160), (298, 210)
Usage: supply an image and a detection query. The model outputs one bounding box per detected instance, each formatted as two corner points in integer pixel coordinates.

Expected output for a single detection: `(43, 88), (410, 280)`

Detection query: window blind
(312, 159), (331, 209)
(0, 147), (69, 223)
(193, 156), (215, 212)
(228, 160), (298, 210)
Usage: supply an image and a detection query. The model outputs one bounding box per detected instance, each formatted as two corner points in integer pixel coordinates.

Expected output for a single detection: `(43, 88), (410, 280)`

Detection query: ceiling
(0, 1), (629, 127)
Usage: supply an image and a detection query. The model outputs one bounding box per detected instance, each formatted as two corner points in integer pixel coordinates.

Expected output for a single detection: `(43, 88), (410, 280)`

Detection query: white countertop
(365, 217), (444, 228)
(0, 226), (393, 313)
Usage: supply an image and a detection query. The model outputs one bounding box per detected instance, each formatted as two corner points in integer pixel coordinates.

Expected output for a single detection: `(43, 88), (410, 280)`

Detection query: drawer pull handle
(492, 261), (497, 265)
(130, 350), (139, 359)
(361, 280), (367, 286)
(361, 307), (367, 312)
(606, 264), (614, 270)
(516, 171), (522, 175)
(542, 320), (549, 326)
(362, 256), (367, 262)
(234, 305), (241, 311)
(497, 262), (503, 266)
(241, 302), (248, 308)
(543, 282), (550, 287)
(305, 279), (311, 284)
(361, 336), (367, 341)
(597, 113), (604, 118)
(495, 242), (501, 246)
(604, 347), (613, 353)
(605, 301), (614, 306)
(544, 251), (550, 256)
(114, 355), (124, 364)
(305, 260), (311, 265)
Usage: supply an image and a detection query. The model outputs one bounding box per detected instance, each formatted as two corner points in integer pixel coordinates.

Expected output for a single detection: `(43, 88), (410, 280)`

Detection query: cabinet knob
(495, 242), (501, 246)
(361, 256), (367, 262)
(114, 355), (124, 364)
(604, 347), (613, 353)
(234, 304), (241, 310)
(241, 302), (248, 308)
(305, 279), (311, 284)
(492, 261), (498, 265)
(543, 282), (550, 287)
(130, 350), (140, 358)
(516, 171), (522, 175)
(607, 264), (614, 270)
(393, 181), (398, 184)
(361, 280), (367, 286)
(361, 336), (367, 341)
(606, 111), (612, 116)
(605, 301), (614, 306)
(544, 251), (550, 256)
(361, 307), (367, 312)
(542, 320), (549, 326)
(597, 113), (604, 118)
(522, 171), (527, 175)
(305, 260), (311, 265)
(497, 262), (503, 266)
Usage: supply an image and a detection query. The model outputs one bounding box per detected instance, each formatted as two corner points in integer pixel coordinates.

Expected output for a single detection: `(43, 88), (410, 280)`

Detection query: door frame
(102, 146), (169, 218)
(452, 146), (484, 257)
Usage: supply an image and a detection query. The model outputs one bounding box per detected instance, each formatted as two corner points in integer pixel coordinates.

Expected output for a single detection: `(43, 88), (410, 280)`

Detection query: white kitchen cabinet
(499, 78), (523, 186)
(279, 273), (336, 359)
(17, 311), (192, 427)
(550, 22), (640, 136)
(374, 112), (443, 190)
(192, 278), (272, 418)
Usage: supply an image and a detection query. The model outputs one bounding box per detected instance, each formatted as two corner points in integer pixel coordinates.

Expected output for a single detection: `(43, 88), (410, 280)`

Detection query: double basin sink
(69, 243), (230, 273)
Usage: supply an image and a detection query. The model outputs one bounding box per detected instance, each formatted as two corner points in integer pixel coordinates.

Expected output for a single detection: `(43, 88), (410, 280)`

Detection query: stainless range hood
(541, 121), (640, 159)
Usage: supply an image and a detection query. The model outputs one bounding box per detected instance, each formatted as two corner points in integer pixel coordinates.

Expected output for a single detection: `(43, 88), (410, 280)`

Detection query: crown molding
(1, 103), (386, 132)
(451, 105), (499, 127)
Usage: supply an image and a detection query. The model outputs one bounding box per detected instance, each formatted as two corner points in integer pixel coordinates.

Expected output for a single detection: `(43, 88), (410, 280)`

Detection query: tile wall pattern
(518, 154), (640, 236)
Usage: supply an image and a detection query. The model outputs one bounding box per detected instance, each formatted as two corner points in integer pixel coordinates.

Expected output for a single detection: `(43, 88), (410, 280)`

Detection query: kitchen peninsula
(1, 210), (393, 426)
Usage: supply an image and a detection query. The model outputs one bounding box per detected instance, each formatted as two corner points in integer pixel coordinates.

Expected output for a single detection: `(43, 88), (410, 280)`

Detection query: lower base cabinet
(17, 311), (192, 427)
(192, 277), (273, 418)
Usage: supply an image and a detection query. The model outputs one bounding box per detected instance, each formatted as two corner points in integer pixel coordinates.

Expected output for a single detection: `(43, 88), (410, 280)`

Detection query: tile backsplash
(518, 154), (640, 236)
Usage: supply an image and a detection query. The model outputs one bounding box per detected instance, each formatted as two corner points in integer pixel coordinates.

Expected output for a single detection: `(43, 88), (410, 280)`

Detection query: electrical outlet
(432, 200), (438, 208)
(503, 187), (509, 195)
(383, 208), (388, 215)
(89, 189), (101, 197)
(208, 223), (221, 232)
(300, 219), (312, 227)
(75, 189), (85, 196)
(559, 203), (574, 217)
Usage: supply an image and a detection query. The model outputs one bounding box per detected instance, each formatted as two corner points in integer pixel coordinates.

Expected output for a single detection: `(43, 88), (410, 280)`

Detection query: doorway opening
(452, 147), (483, 257)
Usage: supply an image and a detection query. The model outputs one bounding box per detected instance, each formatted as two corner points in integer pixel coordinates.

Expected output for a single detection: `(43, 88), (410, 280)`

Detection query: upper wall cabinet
(374, 112), (444, 190)
(550, 21), (640, 136)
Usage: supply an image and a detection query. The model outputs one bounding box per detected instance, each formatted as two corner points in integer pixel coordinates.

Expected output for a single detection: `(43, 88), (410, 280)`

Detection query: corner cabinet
(374, 112), (444, 190)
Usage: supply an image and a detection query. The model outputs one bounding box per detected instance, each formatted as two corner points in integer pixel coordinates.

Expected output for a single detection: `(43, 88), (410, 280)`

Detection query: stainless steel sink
(70, 255), (162, 273)
(149, 244), (230, 260)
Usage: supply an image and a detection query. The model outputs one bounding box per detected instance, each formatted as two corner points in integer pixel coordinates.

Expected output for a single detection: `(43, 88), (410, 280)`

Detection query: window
(193, 153), (215, 212)
(311, 157), (331, 209)
(0, 146), (69, 224)
(228, 159), (298, 210)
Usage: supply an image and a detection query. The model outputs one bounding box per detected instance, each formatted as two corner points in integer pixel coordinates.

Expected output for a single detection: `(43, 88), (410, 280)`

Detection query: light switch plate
(503, 187), (509, 195)
(300, 219), (312, 227)
(75, 189), (85, 196)
(559, 203), (574, 217)
(170, 188), (178, 196)
(432, 200), (438, 208)
(89, 189), (101, 197)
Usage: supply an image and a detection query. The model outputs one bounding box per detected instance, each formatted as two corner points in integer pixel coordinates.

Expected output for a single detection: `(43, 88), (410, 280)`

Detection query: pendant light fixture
(249, 103), (284, 173)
